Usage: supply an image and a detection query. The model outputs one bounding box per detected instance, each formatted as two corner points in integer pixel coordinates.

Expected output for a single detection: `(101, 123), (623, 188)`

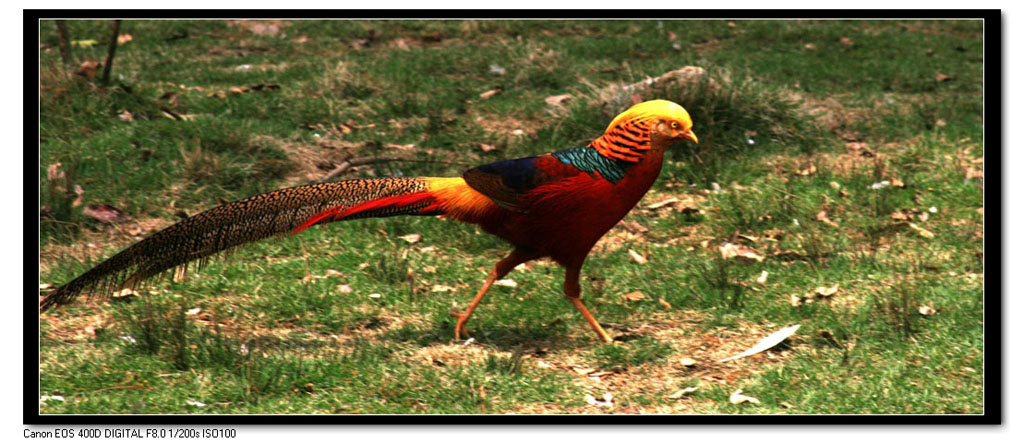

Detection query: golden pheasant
(40, 99), (698, 343)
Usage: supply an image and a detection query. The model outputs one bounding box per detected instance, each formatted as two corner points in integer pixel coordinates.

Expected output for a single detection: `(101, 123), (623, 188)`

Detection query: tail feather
(292, 191), (442, 235)
(40, 177), (433, 311)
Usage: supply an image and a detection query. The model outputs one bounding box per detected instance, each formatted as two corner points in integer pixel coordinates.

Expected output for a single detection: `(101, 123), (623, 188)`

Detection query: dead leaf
(729, 389), (761, 405)
(918, 304), (937, 316)
(186, 307), (201, 316)
(908, 222), (935, 239)
(620, 220), (648, 233)
(495, 279), (517, 288)
(795, 164), (817, 176)
(398, 233), (421, 244)
(814, 283), (840, 298)
(479, 89), (501, 100)
(46, 163), (64, 182)
(337, 284), (353, 293)
(839, 37), (853, 46)
(756, 271), (768, 286)
(83, 204), (128, 224)
(113, 288), (138, 298)
(965, 168), (983, 180)
(392, 38), (411, 51)
(790, 294), (803, 307)
(646, 198), (680, 209)
(478, 143), (498, 152)
(936, 72), (954, 82)
(847, 141), (879, 156)
(804, 43), (817, 51)
(890, 178), (905, 188)
(719, 242), (765, 263)
(72, 184), (84, 207)
(117, 33), (133, 45)
(431, 284), (456, 293)
(667, 386), (698, 399)
(74, 60), (99, 79)
(679, 357), (697, 367)
(658, 297), (673, 310)
(628, 249), (648, 264)
(118, 110), (134, 122)
(621, 290), (646, 302)
(573, 366), (596, 376)
(667, 31), (677, 41)
(544, 94), (572, 106)
(816, 209), (839, 228)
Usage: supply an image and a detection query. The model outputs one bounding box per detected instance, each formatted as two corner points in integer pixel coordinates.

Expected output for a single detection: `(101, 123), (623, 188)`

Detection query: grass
(38, 19), (984, 415)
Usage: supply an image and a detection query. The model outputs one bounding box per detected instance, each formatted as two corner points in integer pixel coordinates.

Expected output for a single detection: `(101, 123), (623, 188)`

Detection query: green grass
(38, 19), (984, 415)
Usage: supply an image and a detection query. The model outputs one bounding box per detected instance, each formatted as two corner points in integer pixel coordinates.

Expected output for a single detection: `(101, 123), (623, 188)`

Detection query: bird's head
(607, 99), (699, 145)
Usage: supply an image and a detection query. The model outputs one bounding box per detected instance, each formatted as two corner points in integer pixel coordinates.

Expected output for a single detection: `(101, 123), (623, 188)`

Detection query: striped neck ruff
(588, 118), (653, 162)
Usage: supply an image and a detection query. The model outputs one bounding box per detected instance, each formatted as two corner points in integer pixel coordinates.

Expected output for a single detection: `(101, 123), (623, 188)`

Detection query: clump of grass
(484, 347), (527, 377)
(875, 278), (920, 340)
(590, 336), (673, 372)
(117, 296), (246, 371)
(40, 160), (82, 239)
(687, 243), (747, 310)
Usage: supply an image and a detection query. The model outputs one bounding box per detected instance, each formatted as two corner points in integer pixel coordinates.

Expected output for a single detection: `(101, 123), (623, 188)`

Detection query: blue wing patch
(472, 156), (540, 193)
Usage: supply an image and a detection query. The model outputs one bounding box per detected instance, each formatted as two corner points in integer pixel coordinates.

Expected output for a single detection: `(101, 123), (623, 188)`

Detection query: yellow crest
(605, 99), (693, 133)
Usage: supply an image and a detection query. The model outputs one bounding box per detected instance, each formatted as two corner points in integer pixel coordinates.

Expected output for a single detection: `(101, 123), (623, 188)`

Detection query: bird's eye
(671, 122), (679, 129)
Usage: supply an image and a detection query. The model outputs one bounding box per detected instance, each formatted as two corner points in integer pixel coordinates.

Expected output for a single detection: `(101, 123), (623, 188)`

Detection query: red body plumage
(290, 100), (698, 342)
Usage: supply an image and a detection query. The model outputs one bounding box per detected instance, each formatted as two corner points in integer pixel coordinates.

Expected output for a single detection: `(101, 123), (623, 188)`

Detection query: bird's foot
(449, 310), (470, 340)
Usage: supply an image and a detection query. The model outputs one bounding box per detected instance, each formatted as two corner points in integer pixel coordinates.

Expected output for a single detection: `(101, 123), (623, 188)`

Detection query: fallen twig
(101, 20), (122, 85)
(55, 21), (72, 65)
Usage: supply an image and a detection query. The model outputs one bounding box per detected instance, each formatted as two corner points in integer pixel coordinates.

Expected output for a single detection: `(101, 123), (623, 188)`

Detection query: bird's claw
(449, 310), (469, 340)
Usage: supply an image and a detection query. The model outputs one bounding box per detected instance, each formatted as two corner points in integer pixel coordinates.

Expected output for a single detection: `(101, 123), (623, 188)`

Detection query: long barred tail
(40, 177), (444, 311)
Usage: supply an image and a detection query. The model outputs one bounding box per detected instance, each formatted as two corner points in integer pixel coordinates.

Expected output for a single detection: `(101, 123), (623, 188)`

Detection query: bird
(39, 99), (698, 343)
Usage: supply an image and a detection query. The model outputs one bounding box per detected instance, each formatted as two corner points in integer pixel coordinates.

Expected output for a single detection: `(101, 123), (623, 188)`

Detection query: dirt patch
(255, 135), (367, 185)
(404, 343), (500, 368)
(494, 311), (804, 414)
(40, 311), (109, 344)
(473, 112), (545, 139)
(39, 216), (174, 277)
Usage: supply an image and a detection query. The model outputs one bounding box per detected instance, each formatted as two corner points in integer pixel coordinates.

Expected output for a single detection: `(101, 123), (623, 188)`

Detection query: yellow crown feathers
(605, 99), (693, 133)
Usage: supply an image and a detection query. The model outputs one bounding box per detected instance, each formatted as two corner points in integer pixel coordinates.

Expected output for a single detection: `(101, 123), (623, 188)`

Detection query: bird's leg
(450, 248), (537, 340)
(563, 265), (614, 344)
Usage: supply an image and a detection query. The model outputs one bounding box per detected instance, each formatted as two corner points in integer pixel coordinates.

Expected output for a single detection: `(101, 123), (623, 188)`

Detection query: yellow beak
(684, 130), (699, 144)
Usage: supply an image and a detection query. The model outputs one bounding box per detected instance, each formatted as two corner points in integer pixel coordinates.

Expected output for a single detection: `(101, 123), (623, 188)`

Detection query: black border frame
(26, 9), (1001, 426)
